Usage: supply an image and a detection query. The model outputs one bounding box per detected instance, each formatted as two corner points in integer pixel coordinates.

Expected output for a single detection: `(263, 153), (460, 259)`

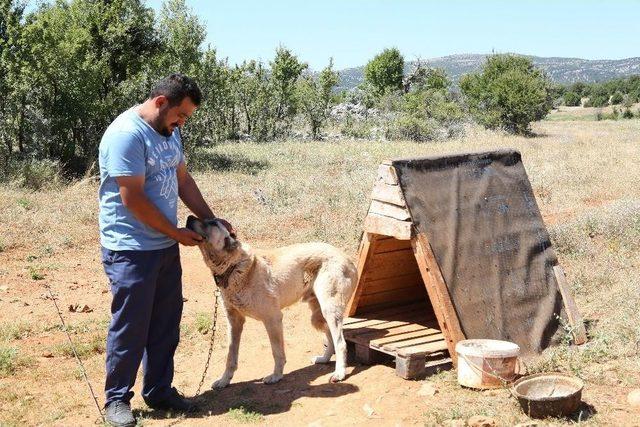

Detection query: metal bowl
(512, 372), (584, 418)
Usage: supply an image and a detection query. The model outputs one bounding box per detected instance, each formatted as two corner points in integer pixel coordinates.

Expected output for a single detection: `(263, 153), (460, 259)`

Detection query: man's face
(156, 96), (197, 137)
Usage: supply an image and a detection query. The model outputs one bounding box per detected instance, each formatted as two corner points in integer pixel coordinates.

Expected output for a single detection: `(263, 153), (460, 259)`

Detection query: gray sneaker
(105, 401), (136, 427)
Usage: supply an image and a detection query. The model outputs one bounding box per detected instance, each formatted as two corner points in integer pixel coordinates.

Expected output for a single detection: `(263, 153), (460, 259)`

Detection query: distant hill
(335, 54), (640, 91)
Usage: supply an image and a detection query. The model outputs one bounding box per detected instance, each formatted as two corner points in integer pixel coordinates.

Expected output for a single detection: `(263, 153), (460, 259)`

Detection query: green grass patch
(29, 267), (44, 281)
(55, 334), (105, 359)
(194, 312), (213, 335)
(16, 197), (33, 210)
(0, 346), (18, 376)
(0, 322), (33, 341)
(227, 404), (264, 423)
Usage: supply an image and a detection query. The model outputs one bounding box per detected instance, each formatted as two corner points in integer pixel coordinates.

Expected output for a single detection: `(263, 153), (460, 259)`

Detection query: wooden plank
(360, 272), (423, 295)
(369, 200), (411, 221)
(411, 233), (466, 366)
(395, 355), (425, 379)
(370, 327), (441, 347)
(366, 249), (420, 280)
(356, 286), (427, 308)
(376, 164), (400, 185)
(553, 265), (588, 345)
(345, 301), (426, 324)
(364, 213), (412, 240)
(387, 333), (445, 350)
(371, 182), (406, 206)
(374, 237), (412, 254)
(354, 344), (386, 365)
(344, 307), (427, 331)
(396, 339), (449, 357)
(345, 313), (431, 338)
(346, 233), (379, 316)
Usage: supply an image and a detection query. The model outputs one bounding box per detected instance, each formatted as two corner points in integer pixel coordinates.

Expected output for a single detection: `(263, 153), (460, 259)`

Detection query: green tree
(17, 0), (157, 174)
(364, 47), (404, 96)
(0, 0), (26, 157)
(187, 48), (238, 147)
(156, 0), (205, 75)
(460, 54), (552, 134)
(296, 59), (340, 139)
(563, 91), (581, 107)
(233, 60), (272, 140)
(269, 46), (307, 138)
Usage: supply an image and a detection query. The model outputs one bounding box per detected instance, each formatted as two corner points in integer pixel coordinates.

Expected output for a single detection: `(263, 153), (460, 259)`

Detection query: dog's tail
(307, 295), (328, 332)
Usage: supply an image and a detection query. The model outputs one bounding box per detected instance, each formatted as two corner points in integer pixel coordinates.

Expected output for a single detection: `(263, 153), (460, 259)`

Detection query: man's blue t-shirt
(98, 107), (184, 251)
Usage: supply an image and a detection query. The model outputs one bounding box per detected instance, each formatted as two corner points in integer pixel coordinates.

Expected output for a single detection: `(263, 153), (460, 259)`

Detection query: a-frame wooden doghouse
(344, 150), (587, 379)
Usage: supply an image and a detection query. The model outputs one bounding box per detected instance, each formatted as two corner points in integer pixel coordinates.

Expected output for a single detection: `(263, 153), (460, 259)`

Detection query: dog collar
(214, 263), (237, 289)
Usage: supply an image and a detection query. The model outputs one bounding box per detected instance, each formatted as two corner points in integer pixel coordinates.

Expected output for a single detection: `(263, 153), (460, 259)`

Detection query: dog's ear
(186, 215), (208, 239)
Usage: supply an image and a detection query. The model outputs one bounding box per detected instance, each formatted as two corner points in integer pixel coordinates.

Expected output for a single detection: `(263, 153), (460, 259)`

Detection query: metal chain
(44, 284), (105, 422)
(194, 287), (221, 397)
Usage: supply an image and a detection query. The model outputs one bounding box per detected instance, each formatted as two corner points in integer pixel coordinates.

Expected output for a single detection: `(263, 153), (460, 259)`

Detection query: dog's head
(186, 215), (239, 255)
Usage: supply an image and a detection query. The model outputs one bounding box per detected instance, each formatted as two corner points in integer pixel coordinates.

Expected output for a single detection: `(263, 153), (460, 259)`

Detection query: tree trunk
(17, 97), (25, 153)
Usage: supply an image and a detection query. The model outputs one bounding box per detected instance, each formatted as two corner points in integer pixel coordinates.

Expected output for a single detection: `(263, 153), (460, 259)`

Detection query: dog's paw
(311, 355), (331, 364)
(262, 373), (283, 384)
(329, 371), (346, 383)
(212, 377), (231, 389)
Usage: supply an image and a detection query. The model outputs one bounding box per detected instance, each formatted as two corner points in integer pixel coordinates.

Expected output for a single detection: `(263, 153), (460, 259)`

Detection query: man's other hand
(217, 218), (236, 238)
(174, 228), (204, 246)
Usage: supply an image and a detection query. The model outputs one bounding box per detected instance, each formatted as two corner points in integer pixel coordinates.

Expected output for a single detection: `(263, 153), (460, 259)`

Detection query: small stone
(418, 382), (438, 397)
(362, 403), (379, 418)
(627, 389), (640, 407)
(468, 415), (496, 427)
(307, 421), (323, 427)
(443, 420), (465, 427)
(0, 285), (8, 292)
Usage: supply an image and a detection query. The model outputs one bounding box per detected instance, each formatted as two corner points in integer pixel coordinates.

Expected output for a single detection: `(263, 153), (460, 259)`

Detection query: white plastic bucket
(456, 339), (520, 389)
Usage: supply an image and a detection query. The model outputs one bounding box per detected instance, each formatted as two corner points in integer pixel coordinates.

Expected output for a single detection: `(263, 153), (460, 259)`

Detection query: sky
(146, 0), (640, 70)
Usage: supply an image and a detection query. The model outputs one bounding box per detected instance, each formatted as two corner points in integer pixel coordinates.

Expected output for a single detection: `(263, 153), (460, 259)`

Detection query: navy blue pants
(101, 244), (183, 406)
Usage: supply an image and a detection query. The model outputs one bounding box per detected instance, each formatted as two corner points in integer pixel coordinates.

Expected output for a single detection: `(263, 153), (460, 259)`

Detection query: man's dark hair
(149, 73), (202, 106)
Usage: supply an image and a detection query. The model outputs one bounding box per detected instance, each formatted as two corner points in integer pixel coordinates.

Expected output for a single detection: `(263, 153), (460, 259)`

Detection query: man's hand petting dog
(173, 228), (205, 246)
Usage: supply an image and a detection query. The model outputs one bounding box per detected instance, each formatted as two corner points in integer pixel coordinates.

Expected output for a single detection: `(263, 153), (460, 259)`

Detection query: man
(98, 74), (230, 427)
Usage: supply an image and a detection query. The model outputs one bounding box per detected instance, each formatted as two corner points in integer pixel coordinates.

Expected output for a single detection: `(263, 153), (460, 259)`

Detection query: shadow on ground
(137, 362), (366, 421)
(187, 150), (270, 175)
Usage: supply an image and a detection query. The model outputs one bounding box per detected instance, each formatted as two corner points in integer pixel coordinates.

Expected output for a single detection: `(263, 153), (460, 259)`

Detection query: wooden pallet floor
(344, 302), (451, 379)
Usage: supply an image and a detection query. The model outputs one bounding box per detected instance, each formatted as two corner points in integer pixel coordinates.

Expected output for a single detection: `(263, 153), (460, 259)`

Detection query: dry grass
(1, 119), (640, 425)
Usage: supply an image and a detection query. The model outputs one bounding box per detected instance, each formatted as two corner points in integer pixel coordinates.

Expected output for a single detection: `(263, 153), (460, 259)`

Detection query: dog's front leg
(213, 308), (245, 389)
(262, 312), (286, 384)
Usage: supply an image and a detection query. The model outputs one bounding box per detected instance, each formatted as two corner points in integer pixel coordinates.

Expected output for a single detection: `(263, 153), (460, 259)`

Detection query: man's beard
(158, 126), (173, 137)
(154, 111), (175, 137)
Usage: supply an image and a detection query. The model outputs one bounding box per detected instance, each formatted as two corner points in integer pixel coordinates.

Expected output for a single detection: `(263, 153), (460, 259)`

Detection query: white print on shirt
(149, 138), (181, 207)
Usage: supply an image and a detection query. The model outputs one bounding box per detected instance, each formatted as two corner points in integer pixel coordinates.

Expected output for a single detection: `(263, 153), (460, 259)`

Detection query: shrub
(622, 108), (634, 119)
(0, 346), (18, 377)
(387, 88), (464, 141)
(563, 91), (581, 106)
(587, 87), (610, 107)
(460, 54), (552, 134)
(610, 91), (624, 105)
(364, 48), (404, 97)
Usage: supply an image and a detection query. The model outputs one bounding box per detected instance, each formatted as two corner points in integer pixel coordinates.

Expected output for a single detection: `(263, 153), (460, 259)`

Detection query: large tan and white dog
(187, 216), (357, 387)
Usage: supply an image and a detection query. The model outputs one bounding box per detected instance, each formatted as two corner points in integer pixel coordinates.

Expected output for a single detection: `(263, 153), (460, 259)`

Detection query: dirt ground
(2, 118), (640, 426)
(1, 244), (631, 427)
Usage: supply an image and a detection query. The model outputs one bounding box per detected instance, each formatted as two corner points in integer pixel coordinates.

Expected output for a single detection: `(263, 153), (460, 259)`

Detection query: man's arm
(177, 162), (215, 219)
(116, 175), (203, 246)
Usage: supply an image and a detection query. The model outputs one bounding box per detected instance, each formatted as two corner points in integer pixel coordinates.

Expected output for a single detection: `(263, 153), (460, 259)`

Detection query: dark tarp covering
(392, 150), (564, 355)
